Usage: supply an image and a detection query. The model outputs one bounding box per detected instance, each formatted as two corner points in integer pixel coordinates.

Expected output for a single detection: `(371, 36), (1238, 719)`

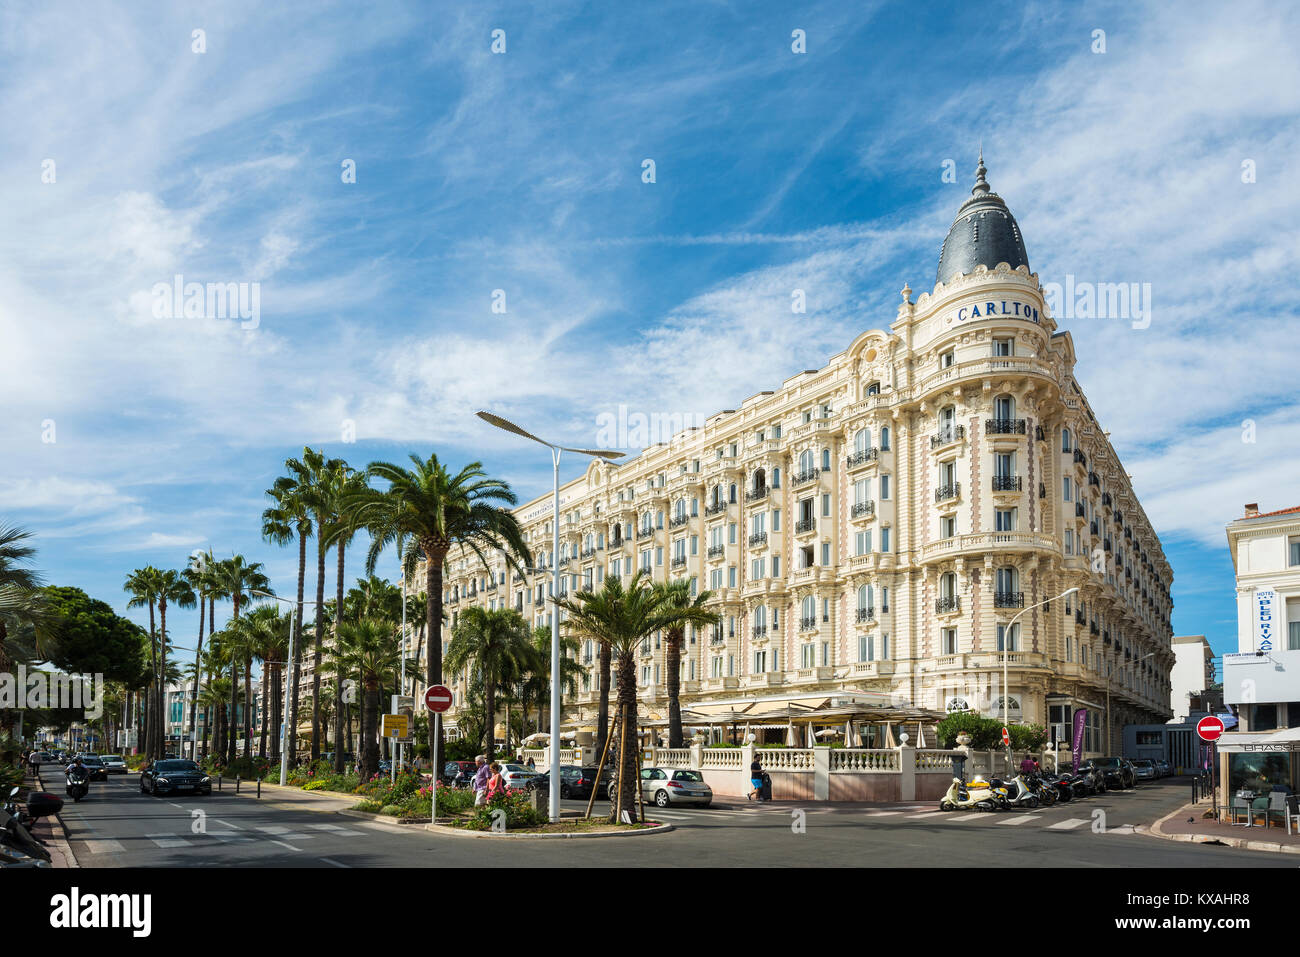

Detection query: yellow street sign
(381, 714), (410, 738)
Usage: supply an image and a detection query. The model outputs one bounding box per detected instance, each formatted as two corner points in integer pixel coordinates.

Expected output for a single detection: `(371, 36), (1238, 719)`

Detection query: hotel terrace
(430, 158), (1175, 755)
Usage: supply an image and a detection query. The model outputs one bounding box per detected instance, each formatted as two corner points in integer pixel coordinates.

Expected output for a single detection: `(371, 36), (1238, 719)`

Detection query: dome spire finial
(972, 149), (990, 196)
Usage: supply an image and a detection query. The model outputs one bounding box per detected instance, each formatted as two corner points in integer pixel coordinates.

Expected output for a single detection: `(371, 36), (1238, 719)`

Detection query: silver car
(641, 768), (713, 808)
(497, 764), (540, 791)
(1130, 759), (1158, 781)
(101, 755), (128, 774)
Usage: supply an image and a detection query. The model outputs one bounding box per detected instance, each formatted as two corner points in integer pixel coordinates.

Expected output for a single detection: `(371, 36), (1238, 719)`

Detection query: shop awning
(1217, 726), (1300, 748)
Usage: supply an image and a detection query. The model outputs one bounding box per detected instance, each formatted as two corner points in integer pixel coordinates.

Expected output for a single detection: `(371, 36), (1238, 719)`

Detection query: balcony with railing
(855, 607), (875, 623)
(935, 482), (961, 503)
(748, 531), (768, 547)
(994, 591), (1025, 608)
(929, 425), (965, 450)
(1075, 502), (1087, 517)
(846, 447), (880, 468)
(985, 418), (1026, 435)
(792, 467), (821, 485)
(706, 544), (725, 560)
(794, 517), (817, 535)
(752, 624), (768, 638)
(745, 485), (769, 502)
(799, 616), (818, 632)
(1088, 472), (1100, 487)
(935, 596), (961, 615)
(851, 500), (875, 519)
(669, 513), (690, 529)
(704, 501), (728, 516)
(991, 475), (1022, 492)
(671, 555), (688, 569)
(1074, 448), (1087, 466)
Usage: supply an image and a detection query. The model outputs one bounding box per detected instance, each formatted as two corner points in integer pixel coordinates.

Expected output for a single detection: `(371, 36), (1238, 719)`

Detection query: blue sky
(2, 0), (1298, 676)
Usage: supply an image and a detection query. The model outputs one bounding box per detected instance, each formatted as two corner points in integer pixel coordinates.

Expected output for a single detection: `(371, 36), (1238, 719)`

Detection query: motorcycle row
(940, 766), (1115, 812)
(1, 785), (64, 868)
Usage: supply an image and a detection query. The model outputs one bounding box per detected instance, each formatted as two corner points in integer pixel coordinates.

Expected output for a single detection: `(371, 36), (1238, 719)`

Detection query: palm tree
(332, 617), (405, 780)
(350, 454), (532, 773)
(556, 571), (708, 822)
(0, 524), (55, 739)
(445, 607), (536, 764)
(263, 469), (313, 765)
(155, 569), (197, 756)
(652, 579), (720, 749)
(212, 556), (272, 762)
(182, 551), (218, 759)
(124, 567), (164, 757)
(322, 462), (369, 772)
(528, 624), (583, 737)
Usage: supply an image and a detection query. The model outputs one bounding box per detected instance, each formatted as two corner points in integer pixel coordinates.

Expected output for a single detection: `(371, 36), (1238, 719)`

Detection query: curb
(1147, 801), (1300, 855)
(423, 820), (675, 840)
(33, 767), (80, 869)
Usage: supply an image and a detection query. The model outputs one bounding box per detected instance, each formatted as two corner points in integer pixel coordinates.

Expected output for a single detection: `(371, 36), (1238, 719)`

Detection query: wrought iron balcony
(1075, 503), (1086, 517)
(935, 482), (960, 502)
(1102, 492), (1112, 508)
(745, 486), (769, 502)
(985, 418), (1026, 435)
(707, 544), (725, 559)
(994, 591), (1025, 608)
(1103, 538), (1112, 552)
(856, 607), (875, 623)
(991, 475), (1022, 492)
(929, 426), (965, 449)
(1075, 610), (1086, 625)
(1035, 425), (1045, 442)
(704, 502), (727, 516)
(1090, 521), (1098, 535)
(792, 468), (821, 485)
(669, 514), (690, 529)
(847, 447), (880, 467)
(935, 596), (960, 614)
(748, 531), (768, 547)
(799, 616), (818, 631)
(671, 555), (688, 569)
(752, 624), (768, 638)
(795, 517), (817, 534)
(637, 526), (653, 539)
(1088, 472), (1100, 487)
(1074, 449), (1087, 466)
(580, 547), (596, 559)
(851, 501), (875, 518)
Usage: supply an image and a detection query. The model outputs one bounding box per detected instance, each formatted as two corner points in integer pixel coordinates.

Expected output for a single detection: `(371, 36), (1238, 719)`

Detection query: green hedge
(934, 711), (1047, 751)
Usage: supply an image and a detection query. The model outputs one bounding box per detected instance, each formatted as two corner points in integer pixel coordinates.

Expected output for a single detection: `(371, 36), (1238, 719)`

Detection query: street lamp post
(1002, 587), (1079, 773)
(252, 589), (318, 787)
(476, 411), (622, 822)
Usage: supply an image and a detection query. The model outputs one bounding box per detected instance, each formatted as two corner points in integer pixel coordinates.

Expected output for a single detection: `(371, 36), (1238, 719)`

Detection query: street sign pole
(432, 711), (440, 824)
(424, 685), (453, 824)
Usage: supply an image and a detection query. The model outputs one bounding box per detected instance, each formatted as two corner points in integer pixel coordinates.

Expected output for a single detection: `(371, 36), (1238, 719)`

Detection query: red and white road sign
(1001, 727), (1011, 746)
(424, 685), (453, 713)
(1196, 715), (1225, 742)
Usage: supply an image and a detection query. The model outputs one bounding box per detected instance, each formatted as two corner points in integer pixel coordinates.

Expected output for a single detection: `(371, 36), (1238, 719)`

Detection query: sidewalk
(30, 766), (79, 868)
(1149, 802), (1300, 855)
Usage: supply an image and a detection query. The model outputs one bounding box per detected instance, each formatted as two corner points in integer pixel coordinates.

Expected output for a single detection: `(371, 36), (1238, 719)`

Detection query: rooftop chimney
(1245, 503), (1259, 517)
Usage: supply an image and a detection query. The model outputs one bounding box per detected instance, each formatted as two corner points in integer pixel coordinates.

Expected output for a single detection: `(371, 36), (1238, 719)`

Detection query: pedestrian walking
(472, 755), (490, 806)
(486, 762), (505, 801)
(526, 756), (535, 770)
(749, 756), (763, 801)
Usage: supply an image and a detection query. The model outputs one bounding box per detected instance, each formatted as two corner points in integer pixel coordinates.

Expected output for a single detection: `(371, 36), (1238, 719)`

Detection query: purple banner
(1071, 708), (1088, 773)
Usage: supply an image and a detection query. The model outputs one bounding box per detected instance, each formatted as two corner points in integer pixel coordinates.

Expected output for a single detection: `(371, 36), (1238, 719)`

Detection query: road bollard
(217, 774), (222, 791)
(256, 777), (261, 799)
(236, 774), (241, 793)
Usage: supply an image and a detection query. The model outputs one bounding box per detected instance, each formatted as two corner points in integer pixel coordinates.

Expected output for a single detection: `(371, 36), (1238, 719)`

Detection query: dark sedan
(527, 765), (602, 800)
(1082, 757), (1136, 790)
(77, 756), (109, 781)
(140, 759), (212, 796)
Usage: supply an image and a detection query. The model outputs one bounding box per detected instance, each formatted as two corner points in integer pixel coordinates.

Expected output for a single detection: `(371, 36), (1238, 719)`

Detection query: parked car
(442, 761), (476, 786)
(100, 755), (128, 775)
(497, 764), (540, 790)
(525, 765), (597, 799)
(1130, 758), (1158, 781)
(1082, 757), (1136, 790)
(607, 767), (713, 808)
(1156, 759), (1173, 778)
(140, 759), (212, 796)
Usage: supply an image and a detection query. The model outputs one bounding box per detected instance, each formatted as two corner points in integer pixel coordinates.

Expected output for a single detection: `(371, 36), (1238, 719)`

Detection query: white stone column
(899, 734), (917, 801)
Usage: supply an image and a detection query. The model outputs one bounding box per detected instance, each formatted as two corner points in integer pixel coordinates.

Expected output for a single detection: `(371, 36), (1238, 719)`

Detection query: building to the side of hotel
(1217, 503), (1300, 798)
(435, 157), (1176, 755)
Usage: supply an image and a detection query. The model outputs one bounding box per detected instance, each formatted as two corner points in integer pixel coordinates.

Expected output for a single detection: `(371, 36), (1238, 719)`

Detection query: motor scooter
(990, 774), (1040, 808)
(939, 776), (1007, 811)
(65, 766), (90, 803)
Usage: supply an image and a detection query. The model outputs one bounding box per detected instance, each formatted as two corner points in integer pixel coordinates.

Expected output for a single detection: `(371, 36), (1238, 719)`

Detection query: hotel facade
(437, 159), (1175, 754)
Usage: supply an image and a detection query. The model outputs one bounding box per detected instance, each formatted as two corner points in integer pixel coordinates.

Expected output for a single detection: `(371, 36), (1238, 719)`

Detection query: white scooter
(939, 776), (1007, 811)
(991, 773), (1040, 809)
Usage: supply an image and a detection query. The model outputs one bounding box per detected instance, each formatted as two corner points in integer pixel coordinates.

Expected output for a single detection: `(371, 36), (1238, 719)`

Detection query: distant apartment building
(1169, 634), (1215, 722)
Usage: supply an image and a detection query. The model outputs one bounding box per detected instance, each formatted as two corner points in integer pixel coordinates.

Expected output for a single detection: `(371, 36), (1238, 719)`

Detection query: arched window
(1061, 427), (1072, 453)
(939, 406), (955, 430)
(995, 566), (1019, 595)
(771, 467), (781, 488)
(865, 381), (881, 396)
(945, 696), (970, 713)
(728, 483), (737, 504)
(801, 595), (815, 620)
(655, 509), (664, 529)
(799, 449), (814, 473)
(994, 394), (1016, 420)
(753, 468), (766, 491)
(991, 695), (1022, 718)
(821, 448), (831, 471)
(857, 584), (874, 610)
(880, 427), (891, 450)
(855, 428), (872, 453)
(940, 572), (957, 600)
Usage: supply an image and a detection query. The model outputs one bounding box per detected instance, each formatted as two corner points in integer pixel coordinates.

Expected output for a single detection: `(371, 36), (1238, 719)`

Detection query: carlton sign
(946, 297), (1041, 325)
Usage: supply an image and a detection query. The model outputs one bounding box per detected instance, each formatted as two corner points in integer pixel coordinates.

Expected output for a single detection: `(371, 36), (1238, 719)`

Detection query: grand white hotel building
(437, 159), (1175, 754)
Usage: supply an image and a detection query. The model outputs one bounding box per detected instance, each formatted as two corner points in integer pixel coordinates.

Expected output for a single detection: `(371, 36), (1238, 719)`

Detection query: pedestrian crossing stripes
(998, 814), (1039, 826)
(137, 823), (365, 849)
(1046, 818), (1090, 830)
(145, 833), (191, 848)
(85, 838), (125, 854)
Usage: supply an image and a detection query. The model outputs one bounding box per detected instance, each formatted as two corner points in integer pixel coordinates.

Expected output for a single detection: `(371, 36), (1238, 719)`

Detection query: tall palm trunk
(484, 679), (497, 765)
(333, 541), (346, 773)
(614, 651), (640, 823)
(227, 594), (243, 763)
(311, 538), (327, 763)
(243, 656), (253, 759)
(594, 643), (612, 763)
(423, 541), (449, 774)
(146, 601), (158, 759)
(188, 594), (206, 760)
(158, 598), (170, 758)
(288, 530), (307, 766)
(360, 678), (380, 780)
(666, 628), (684, 749)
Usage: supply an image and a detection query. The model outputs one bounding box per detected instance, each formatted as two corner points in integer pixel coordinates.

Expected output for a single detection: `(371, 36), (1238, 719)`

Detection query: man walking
(472, 755), (490, 807)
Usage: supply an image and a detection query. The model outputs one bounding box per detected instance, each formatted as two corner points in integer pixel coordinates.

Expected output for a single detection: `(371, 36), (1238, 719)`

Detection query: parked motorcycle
(0, 787), (62, 866)
(1044, 772), (1074, 803)
(939, 777), (1006, 812)
(990, 774), (1040, 809)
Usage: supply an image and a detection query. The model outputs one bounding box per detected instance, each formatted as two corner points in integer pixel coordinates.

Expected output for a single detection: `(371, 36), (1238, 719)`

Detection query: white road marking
(168, 802), (183, 808)
(1047, 818), (1090, 830)
(269, 840), (301, 852)
(215, 819), (243, 830)
(146, 833), (192, 848)
(931, 813), (987, 823)
(320, 857), (349, 868)
(256, 825), (315, 841)
(305, 823), (360, 835)
(206, 830), (254, 843)
(85, 839), (126, 854)
(998, 814), (1038, 825)
(862, 810), (902, 817)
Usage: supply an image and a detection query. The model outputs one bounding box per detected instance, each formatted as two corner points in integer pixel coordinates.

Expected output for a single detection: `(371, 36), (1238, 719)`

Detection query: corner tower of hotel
(430, 156), (1176, 755)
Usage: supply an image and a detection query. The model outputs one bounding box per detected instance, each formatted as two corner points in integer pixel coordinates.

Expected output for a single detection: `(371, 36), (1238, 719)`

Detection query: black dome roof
(936, 155), (1029, 285)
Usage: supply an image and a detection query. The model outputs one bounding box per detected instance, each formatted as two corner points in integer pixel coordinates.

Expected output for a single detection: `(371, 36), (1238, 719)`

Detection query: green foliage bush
(443, 738), (480, 762)
(458, 790), (545, 831)
(934, 712), (1048, 751)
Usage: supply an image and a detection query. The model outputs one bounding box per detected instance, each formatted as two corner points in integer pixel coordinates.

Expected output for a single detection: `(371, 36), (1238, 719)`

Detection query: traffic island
(424, 818), (673, 839)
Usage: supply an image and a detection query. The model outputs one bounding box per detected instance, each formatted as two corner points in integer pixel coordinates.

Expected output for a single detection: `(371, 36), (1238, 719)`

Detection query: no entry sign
(1001, 727), (1011, 746)
(1196, 716), (1225, 742)
(424, 685), (453, 713)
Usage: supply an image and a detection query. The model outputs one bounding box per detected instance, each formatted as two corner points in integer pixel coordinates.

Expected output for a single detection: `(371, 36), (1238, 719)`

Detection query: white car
(497, 764), (540, 791)
(101, 755), (128, 774)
